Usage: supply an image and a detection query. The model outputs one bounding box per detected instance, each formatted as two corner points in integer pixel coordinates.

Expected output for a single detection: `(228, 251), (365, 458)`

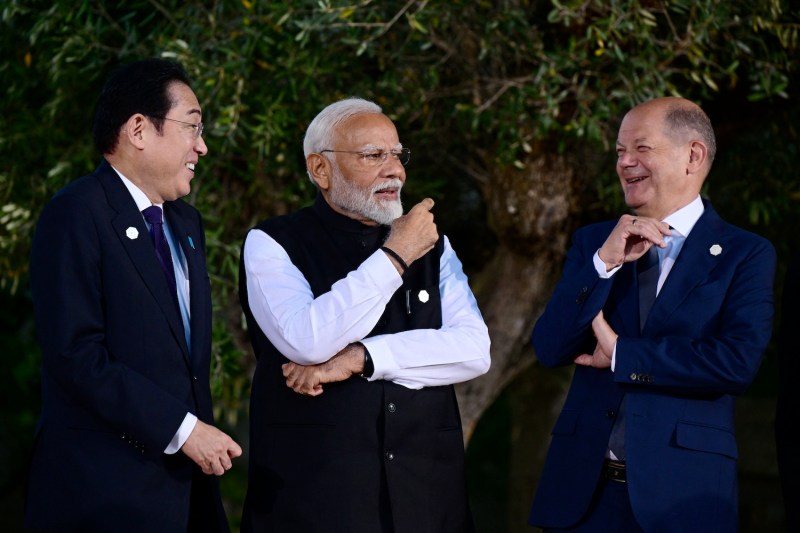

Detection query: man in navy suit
(528, 97), (775, 532)
(24, 59), (241, 532)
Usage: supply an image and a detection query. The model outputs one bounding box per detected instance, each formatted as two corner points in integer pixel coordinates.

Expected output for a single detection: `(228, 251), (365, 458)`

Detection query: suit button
(193, 376), (198, 382)
(606, 410), (616, 418)
(629, 372), (638, 381)
(387, 402), (396, 413)
(385, 451), (395, 461)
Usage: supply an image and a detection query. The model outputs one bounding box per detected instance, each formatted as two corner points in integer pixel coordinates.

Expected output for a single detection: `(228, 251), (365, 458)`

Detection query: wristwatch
(359, 345), (374, 379)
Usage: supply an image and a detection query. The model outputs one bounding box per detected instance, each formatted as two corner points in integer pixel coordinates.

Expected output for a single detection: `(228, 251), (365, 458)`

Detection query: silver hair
(303, 97), (382, 184)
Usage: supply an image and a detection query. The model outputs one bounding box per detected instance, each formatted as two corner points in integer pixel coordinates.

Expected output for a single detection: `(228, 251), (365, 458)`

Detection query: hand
(383, 198), (438, 268)
(597, 214), (670, 271)
(282, 343), (365, 396)
(181, 420), (242, 476)
(574, 311), (617, 369)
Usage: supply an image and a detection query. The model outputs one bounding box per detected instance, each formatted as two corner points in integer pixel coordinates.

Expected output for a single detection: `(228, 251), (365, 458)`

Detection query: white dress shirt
(114, 168), (197, 454)
(243, 229), (491, 390)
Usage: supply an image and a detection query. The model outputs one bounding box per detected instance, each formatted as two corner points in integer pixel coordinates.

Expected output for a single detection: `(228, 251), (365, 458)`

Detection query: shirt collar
(662, 196), (704, 238)
(110, 164), (163, 212)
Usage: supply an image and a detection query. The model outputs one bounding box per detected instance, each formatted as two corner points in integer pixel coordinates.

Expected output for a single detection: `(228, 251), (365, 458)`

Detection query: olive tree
(2, 0), (798, 445)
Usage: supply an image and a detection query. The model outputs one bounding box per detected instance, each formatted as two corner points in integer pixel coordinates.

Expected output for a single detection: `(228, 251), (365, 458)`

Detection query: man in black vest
(239, 97), (491, 533)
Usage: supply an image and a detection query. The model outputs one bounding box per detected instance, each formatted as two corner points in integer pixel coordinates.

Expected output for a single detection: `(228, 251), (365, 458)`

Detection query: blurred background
(1, 1), (798, 531)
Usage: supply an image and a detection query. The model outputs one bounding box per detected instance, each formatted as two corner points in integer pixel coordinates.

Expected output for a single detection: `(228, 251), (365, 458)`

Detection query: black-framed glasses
(153, 117), (204, 139)
(320, 147), (411, 167)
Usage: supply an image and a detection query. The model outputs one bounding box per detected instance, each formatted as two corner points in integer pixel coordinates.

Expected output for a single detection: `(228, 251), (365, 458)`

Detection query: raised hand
(597, 214), (671, 271)
(382, 198), (438, 270)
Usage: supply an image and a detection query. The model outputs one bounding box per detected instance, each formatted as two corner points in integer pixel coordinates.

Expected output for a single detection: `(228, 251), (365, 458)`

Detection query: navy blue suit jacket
(24, 160), (226, 532)
(529, 202), (775, 532)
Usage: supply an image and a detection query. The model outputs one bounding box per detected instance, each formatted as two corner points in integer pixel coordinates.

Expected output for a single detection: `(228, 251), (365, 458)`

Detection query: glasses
(320, 147), (411, 167)
(153, 117), (204, 139)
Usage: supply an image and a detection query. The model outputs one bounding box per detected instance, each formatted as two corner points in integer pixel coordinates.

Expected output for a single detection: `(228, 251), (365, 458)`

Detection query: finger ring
(632, 219), (637, 225)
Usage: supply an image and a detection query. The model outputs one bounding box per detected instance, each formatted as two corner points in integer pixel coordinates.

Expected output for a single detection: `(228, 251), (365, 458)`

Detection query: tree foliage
(1, 2), (799, 512)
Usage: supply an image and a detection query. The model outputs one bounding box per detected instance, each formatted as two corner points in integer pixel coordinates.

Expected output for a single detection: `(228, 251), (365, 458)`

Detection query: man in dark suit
(24, 58), (241, 532)
(528, 97), (775, 532)
(239, 97), (491, 532)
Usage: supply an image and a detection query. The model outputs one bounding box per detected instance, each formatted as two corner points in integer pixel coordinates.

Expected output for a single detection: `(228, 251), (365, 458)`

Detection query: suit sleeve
(31, 191), (190, 456)
(531, 225), (615, 368)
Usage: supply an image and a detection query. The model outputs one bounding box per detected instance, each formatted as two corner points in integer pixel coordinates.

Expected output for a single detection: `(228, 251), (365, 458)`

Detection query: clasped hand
(282, 343), (365, 396)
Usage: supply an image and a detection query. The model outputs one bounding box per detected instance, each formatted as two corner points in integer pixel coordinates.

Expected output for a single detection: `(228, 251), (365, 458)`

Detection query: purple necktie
(142, 206), (179, 310)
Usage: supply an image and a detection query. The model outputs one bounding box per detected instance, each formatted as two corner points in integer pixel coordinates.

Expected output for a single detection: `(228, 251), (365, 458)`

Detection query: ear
(307, 153), (331, 190)
(122, 114), (147, 150)
(686, 140), (708, 176)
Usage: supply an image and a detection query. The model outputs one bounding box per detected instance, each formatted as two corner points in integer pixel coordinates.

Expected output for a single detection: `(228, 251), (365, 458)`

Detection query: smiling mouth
(626, 176), (648, 184)
(186, 162), (196, 172)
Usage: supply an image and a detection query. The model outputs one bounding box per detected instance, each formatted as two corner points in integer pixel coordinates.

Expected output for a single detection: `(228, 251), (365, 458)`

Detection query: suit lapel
(97, 161), (189, 360)
(607, 261), (642, 337)
(644, 204), (727, 331)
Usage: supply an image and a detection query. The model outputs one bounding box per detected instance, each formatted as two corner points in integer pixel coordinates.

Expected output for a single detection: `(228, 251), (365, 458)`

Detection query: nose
(195, 135), (208, 157)
(380, 153), (406, 181)
(617, 150), (636, 168)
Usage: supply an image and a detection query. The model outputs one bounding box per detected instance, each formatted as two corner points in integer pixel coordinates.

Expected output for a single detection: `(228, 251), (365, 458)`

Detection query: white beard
(328, 165), (403, 225)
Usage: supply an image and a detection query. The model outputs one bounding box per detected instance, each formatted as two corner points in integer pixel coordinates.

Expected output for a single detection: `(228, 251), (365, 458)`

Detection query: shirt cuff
(360, 336), (396, 381)
(164, 412), (198, 454)
(593, 250), (622, 278)
(611, 342), (617, 372)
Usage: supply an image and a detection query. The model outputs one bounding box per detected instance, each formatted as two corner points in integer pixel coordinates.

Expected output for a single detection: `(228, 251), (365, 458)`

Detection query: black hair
(92, 58), (192, 154)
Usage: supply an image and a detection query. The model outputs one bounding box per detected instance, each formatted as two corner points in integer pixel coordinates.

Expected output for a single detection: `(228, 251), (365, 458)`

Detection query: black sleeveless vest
(240, 195), (472, 533)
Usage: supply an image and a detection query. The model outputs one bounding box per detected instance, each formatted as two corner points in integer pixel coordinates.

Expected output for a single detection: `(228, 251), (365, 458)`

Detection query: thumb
(411, 197), (435, 212)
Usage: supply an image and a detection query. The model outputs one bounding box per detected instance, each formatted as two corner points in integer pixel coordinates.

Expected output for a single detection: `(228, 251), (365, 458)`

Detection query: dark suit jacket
(529, 201), (775, 533)
(24, 160), (226, 532)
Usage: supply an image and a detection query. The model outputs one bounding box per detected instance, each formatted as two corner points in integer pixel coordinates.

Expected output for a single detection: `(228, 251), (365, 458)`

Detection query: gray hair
(303, 97), (382, 184)
(664, 103), (717, 166)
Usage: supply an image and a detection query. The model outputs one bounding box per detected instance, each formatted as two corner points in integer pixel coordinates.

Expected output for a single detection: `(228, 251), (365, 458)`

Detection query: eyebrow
(359, 143), (403, 151)
(616, 137), (650, 146)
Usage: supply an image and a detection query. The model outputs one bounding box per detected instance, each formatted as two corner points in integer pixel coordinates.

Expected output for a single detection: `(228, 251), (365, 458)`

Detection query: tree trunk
(457, 151), (582, 442)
